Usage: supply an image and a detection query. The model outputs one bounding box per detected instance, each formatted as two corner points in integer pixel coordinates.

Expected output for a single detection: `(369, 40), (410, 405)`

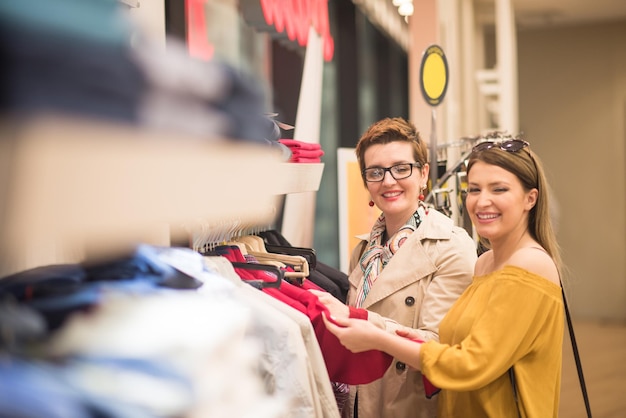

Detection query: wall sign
(186, 0), (214, 61)
(242, 0), (335, 61)
(419, 44), (449, 106)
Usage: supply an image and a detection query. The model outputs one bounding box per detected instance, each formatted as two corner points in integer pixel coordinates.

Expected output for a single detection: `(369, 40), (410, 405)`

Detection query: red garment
(300, 278), (325, 292)
(278, 138), (321, 150)
(290, 149), (325, 158)
(278, 139), (324, 163)
(264, 281), (393, 385)
(348, 306), (368, 320)
(289, 149), (324, 163)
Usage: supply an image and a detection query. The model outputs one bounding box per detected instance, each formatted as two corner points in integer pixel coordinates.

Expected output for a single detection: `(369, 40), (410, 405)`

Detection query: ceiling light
(398, 2), (414, 16)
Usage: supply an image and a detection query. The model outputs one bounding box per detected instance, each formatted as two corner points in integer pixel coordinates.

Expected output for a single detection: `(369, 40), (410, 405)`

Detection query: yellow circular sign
(419, 45), (449, 106)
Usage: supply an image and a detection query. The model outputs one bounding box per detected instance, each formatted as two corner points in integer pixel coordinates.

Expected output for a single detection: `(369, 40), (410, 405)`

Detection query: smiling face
(363, 141), (428, 224)
(465, 161), (538, 246)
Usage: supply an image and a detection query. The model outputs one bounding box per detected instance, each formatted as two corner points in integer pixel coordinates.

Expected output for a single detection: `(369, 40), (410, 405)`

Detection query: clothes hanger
(223, 240), (285, 268)
(233, 235), (310, 282)
(230, 262), (283, 289)
(200, 244), (283, 289)
(263, 243), (317, 270)
(255, 230), (317, 270)
(220, 231), (285, 268)
(235, 235), (266, 252)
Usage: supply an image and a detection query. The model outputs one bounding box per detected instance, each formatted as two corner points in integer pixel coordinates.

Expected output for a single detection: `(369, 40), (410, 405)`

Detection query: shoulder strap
(562, 285), (593, 417)
(509, 367), (521, 418)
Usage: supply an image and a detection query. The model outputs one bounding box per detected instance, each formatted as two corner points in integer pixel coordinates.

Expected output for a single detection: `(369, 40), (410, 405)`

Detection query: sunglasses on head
(472, 139), (529, 153)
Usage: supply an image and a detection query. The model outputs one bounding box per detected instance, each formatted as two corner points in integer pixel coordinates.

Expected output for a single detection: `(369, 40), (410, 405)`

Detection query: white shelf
(118, 0), (140, 8)
(0, 115), (324, 275)
(274, 162), (324, 195)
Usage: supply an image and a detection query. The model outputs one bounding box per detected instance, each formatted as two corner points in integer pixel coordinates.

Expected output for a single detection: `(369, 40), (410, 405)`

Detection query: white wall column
(495, 0), (518, 132)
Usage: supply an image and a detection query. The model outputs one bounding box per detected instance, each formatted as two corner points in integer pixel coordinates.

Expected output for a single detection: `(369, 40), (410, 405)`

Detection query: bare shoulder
(508, 247), (560, 286)
(474, 250), (493, 276)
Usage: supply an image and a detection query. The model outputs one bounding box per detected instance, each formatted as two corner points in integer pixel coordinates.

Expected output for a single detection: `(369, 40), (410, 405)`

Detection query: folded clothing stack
(278, 139), (324, 163)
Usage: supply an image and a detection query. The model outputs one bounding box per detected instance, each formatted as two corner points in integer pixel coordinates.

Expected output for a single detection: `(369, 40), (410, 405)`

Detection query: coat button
(396, 361), (406, 371)
(405, 296), (415, 306)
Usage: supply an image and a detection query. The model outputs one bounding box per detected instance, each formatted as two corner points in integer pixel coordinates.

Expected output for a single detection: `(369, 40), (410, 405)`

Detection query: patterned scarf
(354, 208), (423, 308)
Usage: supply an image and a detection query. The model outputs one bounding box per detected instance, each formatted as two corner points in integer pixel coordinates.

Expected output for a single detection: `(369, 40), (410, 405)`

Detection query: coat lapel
(361, 232), (437, 309)
(348, 210), (454, 309)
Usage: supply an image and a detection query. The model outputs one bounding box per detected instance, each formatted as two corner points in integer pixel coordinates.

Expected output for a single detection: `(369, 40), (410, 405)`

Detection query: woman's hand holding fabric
(323, 313), (425, 370)
(308, 289), (350, 318)
(322, 312), (385, 353)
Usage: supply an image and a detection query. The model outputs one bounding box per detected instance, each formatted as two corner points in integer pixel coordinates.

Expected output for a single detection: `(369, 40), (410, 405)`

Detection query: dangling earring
(369, 200), (375, 207)
(419, 185), (429, 214)
(418, 185), (425, 202)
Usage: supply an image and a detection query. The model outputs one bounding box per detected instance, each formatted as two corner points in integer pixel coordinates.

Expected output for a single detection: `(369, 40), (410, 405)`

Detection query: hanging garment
(203, 255), (340, 418)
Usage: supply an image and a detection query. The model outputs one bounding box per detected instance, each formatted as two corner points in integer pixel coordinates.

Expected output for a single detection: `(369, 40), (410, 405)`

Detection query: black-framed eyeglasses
(472, 139), (529, 153)
(362, 162), (422, 182)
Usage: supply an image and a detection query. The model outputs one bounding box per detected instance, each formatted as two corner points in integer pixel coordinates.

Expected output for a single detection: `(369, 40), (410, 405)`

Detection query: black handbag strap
(509, 367), (521, 418)
(510, 285), (592, 417)
(562, 286), (593, 417)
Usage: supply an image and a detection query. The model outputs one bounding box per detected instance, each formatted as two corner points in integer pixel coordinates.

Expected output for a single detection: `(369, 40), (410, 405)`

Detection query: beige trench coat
(343, 209), (477, 418)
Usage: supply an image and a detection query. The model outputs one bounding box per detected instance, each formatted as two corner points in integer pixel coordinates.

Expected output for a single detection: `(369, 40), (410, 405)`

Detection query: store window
(167, 0), (271, 89)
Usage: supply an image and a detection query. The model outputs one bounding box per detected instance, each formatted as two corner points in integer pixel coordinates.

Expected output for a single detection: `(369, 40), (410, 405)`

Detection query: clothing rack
(0, 111), (334, 418)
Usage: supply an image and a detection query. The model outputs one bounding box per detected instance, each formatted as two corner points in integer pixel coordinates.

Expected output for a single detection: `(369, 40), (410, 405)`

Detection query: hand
(308, 289), (350, 319)
(324, 313), (424, 371)
(322, 312), (385, 353)
(395, 328), (423, 341)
